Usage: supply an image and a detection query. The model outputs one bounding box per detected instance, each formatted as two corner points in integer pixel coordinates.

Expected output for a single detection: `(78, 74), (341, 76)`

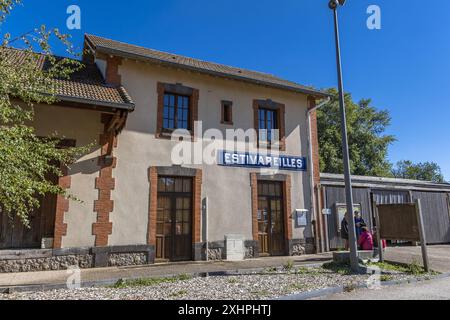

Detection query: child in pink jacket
(358, 226), (374, 251)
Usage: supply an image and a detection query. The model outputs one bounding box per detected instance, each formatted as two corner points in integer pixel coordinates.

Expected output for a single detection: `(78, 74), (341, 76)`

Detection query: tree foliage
(392, 160), (445, 183)
(317, 88), (396, 177)
(0, 0), (89, 226)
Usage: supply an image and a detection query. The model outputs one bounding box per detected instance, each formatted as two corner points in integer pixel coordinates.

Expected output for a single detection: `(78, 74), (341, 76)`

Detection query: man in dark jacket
(340, 215), (349, 250)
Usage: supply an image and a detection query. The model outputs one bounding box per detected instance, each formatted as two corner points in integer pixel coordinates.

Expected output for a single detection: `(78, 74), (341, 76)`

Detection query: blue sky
(5, 0), (450, 180)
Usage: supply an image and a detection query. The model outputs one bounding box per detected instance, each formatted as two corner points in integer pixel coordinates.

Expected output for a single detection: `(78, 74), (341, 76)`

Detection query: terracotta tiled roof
(3, 47), (135, 110)
(85, 34), (329, 98)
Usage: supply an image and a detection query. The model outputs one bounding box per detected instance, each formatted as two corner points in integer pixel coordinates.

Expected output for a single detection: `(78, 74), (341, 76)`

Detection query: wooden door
(257, 181), (285, 256)
(156, 177), (193, 261)
(0, 177), (57, 249)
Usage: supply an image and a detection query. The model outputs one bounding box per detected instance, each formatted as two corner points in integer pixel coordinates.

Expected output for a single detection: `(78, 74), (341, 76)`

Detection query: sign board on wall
(296, 209), (308, 227)
(218, 151), (307, 172)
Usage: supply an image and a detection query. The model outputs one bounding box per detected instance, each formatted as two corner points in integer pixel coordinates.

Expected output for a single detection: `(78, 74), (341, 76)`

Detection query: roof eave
(320, 173), (450, 191)
(55, 94), (135, 111)
(88, 42), (329, 99)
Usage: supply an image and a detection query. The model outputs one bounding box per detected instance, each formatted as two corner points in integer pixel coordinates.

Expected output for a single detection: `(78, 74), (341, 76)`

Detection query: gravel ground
(0, 266), (435, 300)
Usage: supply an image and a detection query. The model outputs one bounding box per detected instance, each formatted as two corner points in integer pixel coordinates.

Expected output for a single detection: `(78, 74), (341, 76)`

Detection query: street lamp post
(328, 0), (360, 272)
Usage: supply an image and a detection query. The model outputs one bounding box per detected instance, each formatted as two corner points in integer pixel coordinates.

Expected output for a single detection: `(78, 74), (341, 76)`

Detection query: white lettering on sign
(219, 151), (307, 171)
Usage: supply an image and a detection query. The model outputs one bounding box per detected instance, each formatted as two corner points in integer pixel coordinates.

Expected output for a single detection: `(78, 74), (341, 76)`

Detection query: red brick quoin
(53, 168), (71, 249)
(92, 114), (118, 247)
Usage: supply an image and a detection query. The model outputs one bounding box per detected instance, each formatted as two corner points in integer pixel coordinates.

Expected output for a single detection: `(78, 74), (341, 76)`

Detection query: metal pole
(415, 199), (430, 272)
(332, 7), (359, 272)
(374, 202), (384, 262)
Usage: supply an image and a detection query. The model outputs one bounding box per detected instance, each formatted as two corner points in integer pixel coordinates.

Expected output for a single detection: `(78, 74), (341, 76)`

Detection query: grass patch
(367, 261), (435, 276)
(169, 290), (188, 298)
(283, 260), (294, 272)
(343, 283), (357, 292)
(264, 267), (278, 274)
(112, 274), (192, 289)
(287, 283), (304, 291)
(227, 278), (239, 284)
(380, 274), (393, 282)
(295, 267), (311, 275)
(251, 289), (270, 297)
(322, 261), (353, 275)
(367, 261), (410, 273)
(295, 267), (322, 276)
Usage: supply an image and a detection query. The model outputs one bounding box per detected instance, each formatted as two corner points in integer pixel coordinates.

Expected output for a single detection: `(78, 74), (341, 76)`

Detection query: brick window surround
(156, 82), (199, 140)
(147, 167), (203, 258)
(253, 99), (286, 151)
(250, 173), (292, 252)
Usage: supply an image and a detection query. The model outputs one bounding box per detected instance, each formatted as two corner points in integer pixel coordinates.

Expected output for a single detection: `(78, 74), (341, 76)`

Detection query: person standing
(358, 225), (374, 251)
(341, 211), (366, 250)
(354, 211), (366, 240)
(340, 214), (349, 250)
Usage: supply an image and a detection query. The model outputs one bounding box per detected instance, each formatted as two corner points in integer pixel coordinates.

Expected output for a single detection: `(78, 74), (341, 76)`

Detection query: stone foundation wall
(206, 241), (225, 261)
(204, 239), (314, 259)
(207, 247), (223, 261)
(0, 239), (315, 273)
(0, 254), (93, 273)
(108, 253), (148, 267)
(244, 240), (258, 259)
(0, 245), (154, 273)
(204, 240), (259, 260)
(289, 238), (315, 256)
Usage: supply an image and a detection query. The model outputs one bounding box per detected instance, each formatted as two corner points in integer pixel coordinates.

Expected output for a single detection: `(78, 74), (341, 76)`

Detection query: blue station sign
(218, 151), (307, 172)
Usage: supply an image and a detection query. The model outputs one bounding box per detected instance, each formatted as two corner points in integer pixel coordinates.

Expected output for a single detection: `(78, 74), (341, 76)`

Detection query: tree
(392, 160), (445, 183)
(317, 88), (396, 177)
(0, 0), (88, 226)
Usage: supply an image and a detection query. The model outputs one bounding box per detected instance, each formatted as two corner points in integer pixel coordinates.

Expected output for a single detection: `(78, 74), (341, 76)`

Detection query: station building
(0, 34), (329, 272)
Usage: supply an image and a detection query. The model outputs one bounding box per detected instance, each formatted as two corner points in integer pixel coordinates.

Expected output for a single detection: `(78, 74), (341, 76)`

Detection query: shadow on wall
(299, 199), (314, 240)
(67, 146), (101, 175)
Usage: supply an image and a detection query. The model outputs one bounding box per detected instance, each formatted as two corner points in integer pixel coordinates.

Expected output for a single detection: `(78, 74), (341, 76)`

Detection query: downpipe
(307, 97), (330, 253)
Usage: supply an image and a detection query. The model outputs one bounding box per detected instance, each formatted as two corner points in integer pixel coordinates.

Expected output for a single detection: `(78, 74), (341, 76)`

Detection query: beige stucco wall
(29, 59), (315, 249)
(107, 60), (314, 246)
(33, 104), (103, 248)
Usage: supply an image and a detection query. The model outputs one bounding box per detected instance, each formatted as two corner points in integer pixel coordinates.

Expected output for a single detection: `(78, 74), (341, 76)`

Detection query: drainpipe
(321, 185), (330, 252)
(202, 197), (209, 261)
(307, 97), (331, 253)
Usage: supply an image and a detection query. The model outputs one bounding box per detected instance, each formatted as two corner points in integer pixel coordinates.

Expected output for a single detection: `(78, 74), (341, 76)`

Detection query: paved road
(318, 276), (450, 300)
